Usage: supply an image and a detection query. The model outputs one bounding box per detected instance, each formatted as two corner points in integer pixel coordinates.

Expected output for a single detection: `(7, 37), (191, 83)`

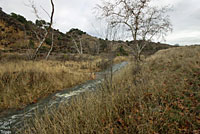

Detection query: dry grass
(0, 54), (130, 116)
(0, 60), (90, 112)
(19, 46), (200, 133)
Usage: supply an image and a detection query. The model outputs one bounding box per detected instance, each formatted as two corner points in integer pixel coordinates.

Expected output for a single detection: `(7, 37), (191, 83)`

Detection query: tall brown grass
(19, 46), (200, 133)
(0, 60), (91, 113)
(0, 54), (130, 116)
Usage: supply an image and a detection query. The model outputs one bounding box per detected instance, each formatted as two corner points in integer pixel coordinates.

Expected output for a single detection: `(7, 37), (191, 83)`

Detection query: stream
(0, 62), (128, 134)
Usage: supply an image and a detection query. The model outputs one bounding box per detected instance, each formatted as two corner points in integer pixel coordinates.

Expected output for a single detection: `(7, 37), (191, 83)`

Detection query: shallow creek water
(0, 62), (128, 134)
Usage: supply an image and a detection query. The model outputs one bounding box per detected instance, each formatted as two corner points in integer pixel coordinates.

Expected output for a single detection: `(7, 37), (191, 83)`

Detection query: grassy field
(0, 53), (129, 116)
(17, 46), (200, 133)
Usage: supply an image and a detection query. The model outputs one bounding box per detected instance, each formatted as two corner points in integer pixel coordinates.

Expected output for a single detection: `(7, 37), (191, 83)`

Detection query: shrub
(35, 19), (47, 27)
(99, 39), (107, 51)
(45, 38), (52, 46)
(57, 35), (62, 40)
(40, 46), (49, 52)
(10, 13), (27, 24)
(119, 46), (129, 56)
(29, 40), (35, 48)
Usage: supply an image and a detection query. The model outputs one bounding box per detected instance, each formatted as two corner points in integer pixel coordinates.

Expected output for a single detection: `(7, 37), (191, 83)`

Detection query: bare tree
(70, 36), (83, 55)
(28, 0), (55, 60)
(96, 0), (172, 61)
(46, 29), (54, 60)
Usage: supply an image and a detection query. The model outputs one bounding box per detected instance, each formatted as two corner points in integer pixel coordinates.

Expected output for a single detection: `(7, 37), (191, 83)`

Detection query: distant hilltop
(0, 9), (173, 56)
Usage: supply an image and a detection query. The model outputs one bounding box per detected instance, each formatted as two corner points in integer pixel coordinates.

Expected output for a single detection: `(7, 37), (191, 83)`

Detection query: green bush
(40, 46), (49, 52)
(57, 36), (63, 40)
(45, 38), (52, 46)
(35, 19), (47, 27)
(10, 12), (27, 24)
(116, 53), (121, 56)
(68, 28), (86, 35)
(119, 46), (129, 56)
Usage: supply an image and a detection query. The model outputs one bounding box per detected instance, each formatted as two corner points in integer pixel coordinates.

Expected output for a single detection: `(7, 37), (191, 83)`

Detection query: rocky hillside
(0, 9), (174, 57)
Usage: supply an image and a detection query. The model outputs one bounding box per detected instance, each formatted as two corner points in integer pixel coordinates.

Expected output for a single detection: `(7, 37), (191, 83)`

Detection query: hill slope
(0, 9), (173, 57)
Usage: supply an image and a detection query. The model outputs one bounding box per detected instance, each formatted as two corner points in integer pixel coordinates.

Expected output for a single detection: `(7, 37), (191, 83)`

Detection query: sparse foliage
(96, 0), (172, 61)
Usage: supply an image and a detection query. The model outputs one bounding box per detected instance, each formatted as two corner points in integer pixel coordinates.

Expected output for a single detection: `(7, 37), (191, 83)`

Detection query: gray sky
(1, 0), (200, 45)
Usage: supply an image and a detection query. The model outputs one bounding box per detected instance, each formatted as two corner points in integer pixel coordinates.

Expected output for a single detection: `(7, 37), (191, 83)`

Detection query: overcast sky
(1, 0), (200, 45)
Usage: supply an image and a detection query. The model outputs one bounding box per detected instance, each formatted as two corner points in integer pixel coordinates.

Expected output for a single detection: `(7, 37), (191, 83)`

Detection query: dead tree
(71, 36), (83, 54)
(46, 29), (54, 60)
(96, 0), (172, 61)
(29, 0), (55, 60)
(45, 0), (55, 60)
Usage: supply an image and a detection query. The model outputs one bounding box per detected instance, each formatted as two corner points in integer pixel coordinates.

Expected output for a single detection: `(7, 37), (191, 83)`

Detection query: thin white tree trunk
(30, 0), (55, 60)
(46, 31), (54, 60)
(33, 30), (48, 59)
(80, 39), (83, 54)
(72, 37), (83, 54)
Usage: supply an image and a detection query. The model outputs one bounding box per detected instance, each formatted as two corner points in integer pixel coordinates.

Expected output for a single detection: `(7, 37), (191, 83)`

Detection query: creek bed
(0, 62), (128, 134)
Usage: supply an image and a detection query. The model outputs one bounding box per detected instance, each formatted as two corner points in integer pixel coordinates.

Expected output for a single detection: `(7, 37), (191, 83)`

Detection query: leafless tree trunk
(45, 0), (55, 59)
(79, 39), (83, 54)
(33, 28), (48, 59)
(29, 0), (55, 60)
(71, 36), (83, 54)
(46, 30), (54, 60)
(103, 24), (118, 88)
